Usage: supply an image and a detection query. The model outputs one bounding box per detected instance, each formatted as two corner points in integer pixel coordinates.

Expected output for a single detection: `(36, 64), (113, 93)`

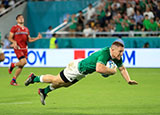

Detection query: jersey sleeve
(10, 26), (16, 33)
(97, 53), (109, 65)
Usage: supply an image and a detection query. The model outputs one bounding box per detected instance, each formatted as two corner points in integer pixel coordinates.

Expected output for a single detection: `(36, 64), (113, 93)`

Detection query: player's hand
(113, 67), (117, 74)
(111, 65), (117, 75)
(128, 80), (138, 85)
(37, 33), (42, 39)
(10, 41), (18, 49)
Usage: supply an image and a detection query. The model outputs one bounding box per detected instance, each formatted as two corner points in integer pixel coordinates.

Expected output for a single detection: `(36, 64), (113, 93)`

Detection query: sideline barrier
(0, 49), (160, 68)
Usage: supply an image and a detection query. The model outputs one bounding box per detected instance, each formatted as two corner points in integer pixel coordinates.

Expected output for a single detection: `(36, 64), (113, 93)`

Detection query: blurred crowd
(67, 0), (160, 37)
(30, 0), (67, 1)
(0, 0), (18, 14)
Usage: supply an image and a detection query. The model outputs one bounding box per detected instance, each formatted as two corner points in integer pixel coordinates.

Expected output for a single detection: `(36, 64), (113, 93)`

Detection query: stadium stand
(58, 0), (160, 37)
(0, 0), (26, 17)
(1, 0), (160, 48)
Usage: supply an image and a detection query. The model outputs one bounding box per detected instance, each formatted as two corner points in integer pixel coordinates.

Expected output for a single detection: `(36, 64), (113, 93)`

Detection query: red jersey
(10, 24), (30, 49)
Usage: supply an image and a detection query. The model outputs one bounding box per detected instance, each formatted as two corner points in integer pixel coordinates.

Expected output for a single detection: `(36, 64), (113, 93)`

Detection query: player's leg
(9, 56), (27, 73)
(25, 59), (85, 105)
(25, 72), (73, 105)
(10, 58), (27, 86)
(8, 49), (27, 74)
(39, 60), (85, 105)
(25, 73), (72, 88)
(40, 73), (75, 105)
(25, 59), (82, 87)
(25, 70), (79, 105)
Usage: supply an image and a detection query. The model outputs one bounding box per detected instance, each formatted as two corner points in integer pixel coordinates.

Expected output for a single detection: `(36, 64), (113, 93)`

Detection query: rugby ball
(101, 60), (116, 77)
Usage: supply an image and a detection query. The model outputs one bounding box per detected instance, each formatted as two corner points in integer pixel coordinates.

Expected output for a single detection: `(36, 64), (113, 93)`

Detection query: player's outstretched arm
(28, 33), (42, 42)
(118, 65), (138, 85)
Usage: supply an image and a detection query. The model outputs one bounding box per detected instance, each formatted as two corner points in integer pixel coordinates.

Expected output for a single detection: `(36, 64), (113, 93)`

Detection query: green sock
(33, 76), (41, 82)
(44, 85), (54, 95)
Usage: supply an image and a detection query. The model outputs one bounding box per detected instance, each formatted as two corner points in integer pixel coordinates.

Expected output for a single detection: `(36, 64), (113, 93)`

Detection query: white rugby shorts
(63, 59), (85, 82)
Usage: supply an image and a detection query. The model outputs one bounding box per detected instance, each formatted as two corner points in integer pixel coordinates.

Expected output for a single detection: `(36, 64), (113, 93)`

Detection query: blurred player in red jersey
(8, 14), (42, 86)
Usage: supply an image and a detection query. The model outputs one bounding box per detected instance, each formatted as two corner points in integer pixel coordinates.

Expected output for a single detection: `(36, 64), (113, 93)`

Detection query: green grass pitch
(0, 67), (160, 115)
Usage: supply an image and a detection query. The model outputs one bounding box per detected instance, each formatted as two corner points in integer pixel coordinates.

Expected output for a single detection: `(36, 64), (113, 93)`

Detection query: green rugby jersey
(78, 47), (123, 74)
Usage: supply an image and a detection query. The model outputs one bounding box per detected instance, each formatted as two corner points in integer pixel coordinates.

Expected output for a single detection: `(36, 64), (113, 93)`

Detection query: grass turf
(0, 67), (160, 115)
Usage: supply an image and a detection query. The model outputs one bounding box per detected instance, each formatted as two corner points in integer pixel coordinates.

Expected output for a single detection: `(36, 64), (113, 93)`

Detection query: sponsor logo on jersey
(15, 32), (28, 35)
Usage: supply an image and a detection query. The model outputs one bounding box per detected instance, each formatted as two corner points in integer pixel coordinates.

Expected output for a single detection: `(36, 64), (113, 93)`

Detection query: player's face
(17, 15), (24, 24)
(112, 46), (124, 60)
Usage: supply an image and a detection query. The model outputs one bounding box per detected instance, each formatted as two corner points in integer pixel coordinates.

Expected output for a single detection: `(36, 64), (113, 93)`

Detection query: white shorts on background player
(0, 48), (3, 53)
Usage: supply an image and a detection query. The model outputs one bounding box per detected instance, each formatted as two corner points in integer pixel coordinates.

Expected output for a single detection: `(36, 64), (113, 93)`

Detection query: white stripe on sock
(50, 84), (55, 90)
(40, 75), (44, 82)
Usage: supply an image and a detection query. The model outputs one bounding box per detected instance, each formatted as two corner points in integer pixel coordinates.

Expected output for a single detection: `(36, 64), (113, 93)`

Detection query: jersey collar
(17, 24), (25, 29)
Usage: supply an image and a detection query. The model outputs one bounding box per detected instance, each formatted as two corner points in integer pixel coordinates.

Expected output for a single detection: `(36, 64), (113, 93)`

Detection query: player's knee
(19, 63), (25, 67)
(19, 66), (24, 68)
(54, 80), (62, 86)
(51, 78), (60, 85)
(50, 75), (66, 86)
(51, 79), (64, 86)
(21, 60), (27, 66)
(24, 60), (27, 65)
(18, 62), (27, 67)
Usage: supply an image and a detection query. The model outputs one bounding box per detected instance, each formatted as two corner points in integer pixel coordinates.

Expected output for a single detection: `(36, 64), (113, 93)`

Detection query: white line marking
(0, 102), (32, 105)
